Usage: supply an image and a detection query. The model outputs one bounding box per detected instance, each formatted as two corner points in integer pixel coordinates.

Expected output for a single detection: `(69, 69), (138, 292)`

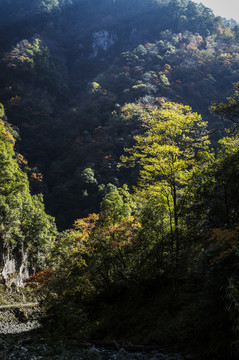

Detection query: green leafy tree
(120, 101), (211, 258)
(0, 104), (56, 274)
(190, 134), (239, 229)
(100, 188), (131, 225)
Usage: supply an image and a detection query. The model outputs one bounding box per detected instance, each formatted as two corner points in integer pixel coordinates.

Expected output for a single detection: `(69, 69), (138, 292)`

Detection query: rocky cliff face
(91, 30), (118, 57)
(0, 244), (30, 290)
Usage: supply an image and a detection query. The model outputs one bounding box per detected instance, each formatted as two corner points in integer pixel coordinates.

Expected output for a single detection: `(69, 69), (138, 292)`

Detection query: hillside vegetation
(1, 1), (239, 359)
(0, 0), (239, 227)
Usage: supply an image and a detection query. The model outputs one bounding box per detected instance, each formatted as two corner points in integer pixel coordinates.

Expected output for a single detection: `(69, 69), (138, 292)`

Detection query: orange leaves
(120, 103), (143, 117)
(155, 97), (166, 106)
(224, 60), (232, 67)
(4, 131), (15, 146)
(110, 239), (132, 247)
(104, 154), (113, 160)
(73, 213), (140, 253)
(153, 73), (159, 84)
(8, 95), (22, 109)
(210, 227), (238, 243)
(100, 217), (141, 249)
(0, 121), (16, 147)
(16, 153), (28, 166)
(25, 269), (53, 289)
(74, 213), (99, 241)
(31, 172), (43, 182)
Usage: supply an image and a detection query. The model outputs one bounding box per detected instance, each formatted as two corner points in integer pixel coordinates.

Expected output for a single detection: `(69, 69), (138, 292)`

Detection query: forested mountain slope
(1, 0), (239, 228)
(1, 1), (239, 359)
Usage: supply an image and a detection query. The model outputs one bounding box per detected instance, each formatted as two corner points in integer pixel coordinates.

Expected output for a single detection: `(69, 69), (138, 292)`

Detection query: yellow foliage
(74, 213), (99, 240)
(90, 82), (101, 93)
(209, 225), (239, 265)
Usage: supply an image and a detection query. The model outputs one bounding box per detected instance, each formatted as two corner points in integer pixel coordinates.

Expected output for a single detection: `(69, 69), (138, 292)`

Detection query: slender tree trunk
(166, 192), (174, 252)
(173, 181), (179, 262)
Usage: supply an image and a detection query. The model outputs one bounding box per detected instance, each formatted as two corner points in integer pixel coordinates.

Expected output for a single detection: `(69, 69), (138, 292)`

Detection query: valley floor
(0, 329), (187, 360)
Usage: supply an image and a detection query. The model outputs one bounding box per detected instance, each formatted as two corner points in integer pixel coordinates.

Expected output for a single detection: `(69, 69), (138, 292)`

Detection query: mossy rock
(0, 295), (8, 305)
(0, 285), (6, 294)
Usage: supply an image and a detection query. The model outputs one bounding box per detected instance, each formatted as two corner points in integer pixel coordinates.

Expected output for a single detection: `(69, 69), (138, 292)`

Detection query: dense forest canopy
(1, 1), (239, 359)
(0, 103), (56, 287)
(0, 0), (238, 228)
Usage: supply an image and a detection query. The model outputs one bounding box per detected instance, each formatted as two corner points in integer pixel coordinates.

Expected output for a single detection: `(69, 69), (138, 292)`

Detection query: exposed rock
(91, 30), (118, 57)
(0, 247), (29, 290)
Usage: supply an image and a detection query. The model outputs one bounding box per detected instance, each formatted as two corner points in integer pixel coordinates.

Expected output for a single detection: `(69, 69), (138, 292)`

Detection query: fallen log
(0, 303), (38, 310)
